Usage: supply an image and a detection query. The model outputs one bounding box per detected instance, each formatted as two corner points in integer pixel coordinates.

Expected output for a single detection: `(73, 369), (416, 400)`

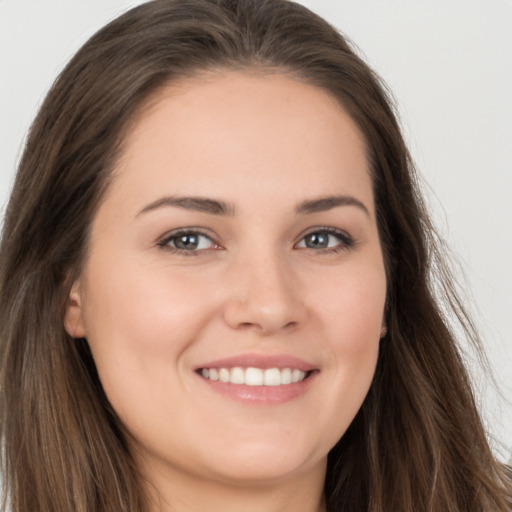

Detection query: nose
(222, 250), (306, 335)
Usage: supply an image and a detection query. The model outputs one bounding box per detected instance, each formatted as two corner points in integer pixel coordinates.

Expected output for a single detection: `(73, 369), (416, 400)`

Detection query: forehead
(109, 70), (373, 215)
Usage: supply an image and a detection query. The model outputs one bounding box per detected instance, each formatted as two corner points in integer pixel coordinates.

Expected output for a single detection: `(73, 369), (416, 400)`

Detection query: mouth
(194, 353), (318, 404)
(196, 366), (314, 386)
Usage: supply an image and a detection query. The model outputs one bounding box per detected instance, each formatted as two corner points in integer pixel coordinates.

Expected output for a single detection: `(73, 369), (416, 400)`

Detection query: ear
(380, 309), (388, 339)
(64, 280), (87, 338)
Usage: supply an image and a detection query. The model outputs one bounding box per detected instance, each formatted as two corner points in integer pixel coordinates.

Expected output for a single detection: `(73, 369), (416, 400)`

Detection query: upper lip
(195, 353), (317, 372)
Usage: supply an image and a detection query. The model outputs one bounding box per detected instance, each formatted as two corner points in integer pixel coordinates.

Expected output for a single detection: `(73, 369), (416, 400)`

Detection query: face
(65, 71), (386, 492)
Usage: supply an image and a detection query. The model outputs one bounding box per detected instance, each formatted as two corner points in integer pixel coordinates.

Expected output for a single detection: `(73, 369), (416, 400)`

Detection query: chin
(193, 435), (329, 486)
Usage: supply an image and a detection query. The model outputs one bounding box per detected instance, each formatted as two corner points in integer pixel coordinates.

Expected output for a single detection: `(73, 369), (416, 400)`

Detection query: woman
(0, 0), (510, 511)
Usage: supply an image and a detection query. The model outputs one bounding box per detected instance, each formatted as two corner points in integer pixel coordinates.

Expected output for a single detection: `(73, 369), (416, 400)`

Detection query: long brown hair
(0, 1), (510, 511)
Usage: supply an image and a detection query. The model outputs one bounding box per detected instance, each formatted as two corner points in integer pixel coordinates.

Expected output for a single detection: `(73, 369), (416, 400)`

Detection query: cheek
(83, 257), (216, 347)
(79, 256), (222, 401)
(312, 262), (385, 432)
(317, 258), (386, 341)
(336, 270), (384, 375)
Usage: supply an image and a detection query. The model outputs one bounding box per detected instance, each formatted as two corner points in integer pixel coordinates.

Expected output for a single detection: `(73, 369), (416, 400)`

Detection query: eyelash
(157, 228), (219, 256)
(157, 227), (355, 255)
(296, 227), (355, 253)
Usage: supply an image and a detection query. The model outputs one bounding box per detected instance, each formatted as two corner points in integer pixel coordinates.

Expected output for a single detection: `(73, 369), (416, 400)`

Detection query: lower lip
(197, 372), (317, 405)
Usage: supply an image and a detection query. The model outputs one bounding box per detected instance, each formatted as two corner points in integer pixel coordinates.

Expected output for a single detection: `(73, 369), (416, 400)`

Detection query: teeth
(219, 368), (230, 383)
(291, 369), (303, 383)
(200, 366), (307, 386)
(230, 367), (245, 384)
(263, 368), (280, 386)
(281, 367), (292, 384)
(246, 367), (264, 386)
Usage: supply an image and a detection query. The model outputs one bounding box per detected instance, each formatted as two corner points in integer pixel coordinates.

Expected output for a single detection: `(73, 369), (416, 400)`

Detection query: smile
(199, 367), (308, 386)
(195, 354), (318, 404)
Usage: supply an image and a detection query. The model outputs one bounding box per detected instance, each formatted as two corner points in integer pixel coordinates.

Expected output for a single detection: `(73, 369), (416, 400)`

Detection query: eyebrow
(296, 195), (370, 216)
(137, 194), (369, 217)
(137, 196), (235, 217)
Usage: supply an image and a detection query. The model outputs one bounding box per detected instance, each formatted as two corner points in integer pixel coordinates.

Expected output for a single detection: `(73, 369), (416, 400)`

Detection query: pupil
(307, 233), (328, 248)
(176, 234), (198, 250)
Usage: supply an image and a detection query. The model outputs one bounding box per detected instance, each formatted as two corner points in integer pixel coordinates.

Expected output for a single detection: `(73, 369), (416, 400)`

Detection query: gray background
(1, 0), (511, 459)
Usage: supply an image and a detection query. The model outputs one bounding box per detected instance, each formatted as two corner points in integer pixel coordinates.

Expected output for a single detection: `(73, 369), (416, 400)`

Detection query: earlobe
(64, 281), (87, 338)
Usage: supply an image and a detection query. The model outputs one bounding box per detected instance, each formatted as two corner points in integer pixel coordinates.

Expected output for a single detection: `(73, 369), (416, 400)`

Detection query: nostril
(239, 322), (256, 330)
(222, 286), (307, 334)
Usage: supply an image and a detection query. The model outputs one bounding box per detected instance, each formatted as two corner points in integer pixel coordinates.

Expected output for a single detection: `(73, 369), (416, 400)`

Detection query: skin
(65, 71), (387, 512)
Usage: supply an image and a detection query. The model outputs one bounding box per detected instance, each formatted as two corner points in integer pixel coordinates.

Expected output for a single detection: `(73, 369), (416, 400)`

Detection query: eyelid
(156, 226), (355, 254)
(157, 227), (221, 253)
(294, 226), (355, 251)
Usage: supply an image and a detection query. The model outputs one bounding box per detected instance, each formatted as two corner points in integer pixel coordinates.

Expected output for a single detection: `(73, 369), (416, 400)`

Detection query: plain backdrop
(1, 0), (511, 460)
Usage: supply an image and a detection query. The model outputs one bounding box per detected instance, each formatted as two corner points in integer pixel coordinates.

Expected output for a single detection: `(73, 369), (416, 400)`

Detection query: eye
(158, 230), (218, 252)
(296, 228), (353, 251)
